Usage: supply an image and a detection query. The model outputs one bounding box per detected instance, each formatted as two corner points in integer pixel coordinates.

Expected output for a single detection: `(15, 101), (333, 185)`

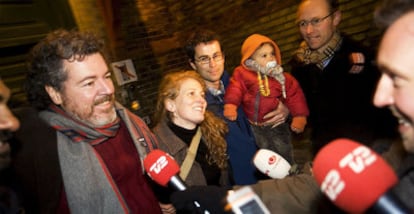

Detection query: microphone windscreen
(313, 138), (398, 213)
(143, 149), (180, 186)
(253, 149), (291, 179)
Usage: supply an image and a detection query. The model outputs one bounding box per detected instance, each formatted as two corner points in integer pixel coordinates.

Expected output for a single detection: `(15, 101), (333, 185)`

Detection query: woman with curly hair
(152, 70), (229, 213)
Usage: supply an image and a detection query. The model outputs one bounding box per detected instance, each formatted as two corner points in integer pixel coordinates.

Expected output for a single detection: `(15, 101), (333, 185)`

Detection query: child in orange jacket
(224, 34), (309, 164)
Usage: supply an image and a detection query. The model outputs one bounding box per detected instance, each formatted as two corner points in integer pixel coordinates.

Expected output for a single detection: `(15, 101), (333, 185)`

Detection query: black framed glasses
(297, 11), (335, 28)
(194, 52), (224, 65)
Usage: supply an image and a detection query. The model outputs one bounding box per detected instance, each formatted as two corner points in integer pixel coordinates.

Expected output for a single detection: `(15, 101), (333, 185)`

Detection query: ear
(189, 59), (197, 70)
(332, 10), (341, 27)
(45, 85), (63, 105)
(165, 99), (176, 112)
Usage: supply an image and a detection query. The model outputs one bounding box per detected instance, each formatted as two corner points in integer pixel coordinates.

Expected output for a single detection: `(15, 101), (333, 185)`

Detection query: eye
(83, 81), (94, 87)
(298, 21), (307, 27)
(311, 18), (322, 25)
(105, 73), (112, 79)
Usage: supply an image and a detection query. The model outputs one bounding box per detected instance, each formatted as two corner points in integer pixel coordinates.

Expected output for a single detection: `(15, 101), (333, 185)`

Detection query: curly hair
(184, 29), (222, 62)
(154, 70), (228, 169)
(374, 0), (414, 30)
(25, 29), (105, 110)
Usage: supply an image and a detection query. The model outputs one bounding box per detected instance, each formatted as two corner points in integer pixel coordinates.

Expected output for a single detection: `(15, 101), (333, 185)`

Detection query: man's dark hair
(375, 0), (414, 30)
(184, 29), (222, 62)
(25, 29), (105, 110)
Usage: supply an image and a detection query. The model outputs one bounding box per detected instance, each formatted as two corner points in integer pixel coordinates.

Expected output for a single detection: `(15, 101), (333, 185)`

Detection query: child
(223, 34), (309, 164)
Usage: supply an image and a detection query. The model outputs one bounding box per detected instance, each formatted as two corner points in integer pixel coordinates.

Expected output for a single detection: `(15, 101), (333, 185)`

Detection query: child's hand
(223, 104), (238, 121)
(291, 116), (307, 133)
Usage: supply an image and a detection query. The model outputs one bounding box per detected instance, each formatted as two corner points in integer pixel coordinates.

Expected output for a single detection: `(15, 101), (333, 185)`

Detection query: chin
(90, 111), (117, 127)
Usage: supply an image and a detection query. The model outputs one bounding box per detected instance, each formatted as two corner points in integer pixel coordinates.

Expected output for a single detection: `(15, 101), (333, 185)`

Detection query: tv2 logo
(149, 155), (168, 174)
(321, 146), (377, 200)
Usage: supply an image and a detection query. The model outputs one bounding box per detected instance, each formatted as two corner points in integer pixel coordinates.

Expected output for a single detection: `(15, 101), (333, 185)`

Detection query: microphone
(143, 149), (187, 191)
(144, 149), (212, 213)
(253, 149), (291, 179)
(313, 138), (410, 213)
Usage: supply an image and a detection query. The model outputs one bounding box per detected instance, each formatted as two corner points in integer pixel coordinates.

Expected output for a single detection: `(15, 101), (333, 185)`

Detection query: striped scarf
(295, 31), (343, 70)
(45, 104), (121, 145)
(39, 102), (158, 213)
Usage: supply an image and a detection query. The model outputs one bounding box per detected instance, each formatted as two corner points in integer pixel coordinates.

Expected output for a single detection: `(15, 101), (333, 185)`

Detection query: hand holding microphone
(253, 149), (291, 179)
(313, 139), (410, 214)
(144, 149), (229, 214)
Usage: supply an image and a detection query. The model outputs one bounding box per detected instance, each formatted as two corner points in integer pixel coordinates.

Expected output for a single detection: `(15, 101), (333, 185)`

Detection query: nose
(100, 78), (115, 94)
(196, 93), (207, 104)
(305, 24), (314, 34)
(373, 75), (394, 108)
(208, 58), (217, 67)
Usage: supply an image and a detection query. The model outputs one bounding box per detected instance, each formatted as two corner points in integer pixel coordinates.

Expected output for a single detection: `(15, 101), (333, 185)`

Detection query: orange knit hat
(241, 34), (282, 70)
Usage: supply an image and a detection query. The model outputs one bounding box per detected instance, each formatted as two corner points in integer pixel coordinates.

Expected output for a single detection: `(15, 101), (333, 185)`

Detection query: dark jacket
(290, 36), (397, 153)
(389, 147), (414, 210)
(205, 71), (258, 185)
(11, 107), (62, 213)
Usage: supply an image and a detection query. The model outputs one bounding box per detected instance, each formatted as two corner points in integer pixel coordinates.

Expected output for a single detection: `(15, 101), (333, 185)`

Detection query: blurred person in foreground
(373, 0), (414, 209)
(11, 29), (163, 213)
(0, 79), (22, 213)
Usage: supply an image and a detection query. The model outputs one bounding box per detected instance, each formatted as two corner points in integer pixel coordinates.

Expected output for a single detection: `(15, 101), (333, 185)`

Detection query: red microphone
(313, 138), (408, 213)
(143, 149), (187, 191)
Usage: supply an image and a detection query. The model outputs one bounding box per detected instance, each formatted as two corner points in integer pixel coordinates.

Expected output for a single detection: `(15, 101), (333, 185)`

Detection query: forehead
(378, 12), (414, 74)
(255, 43), (274, 52)
(63, 53), (107, 79)
(298, 0), (330, 19)
(194, 40), (221, 56)
(180, 78), (202, 90)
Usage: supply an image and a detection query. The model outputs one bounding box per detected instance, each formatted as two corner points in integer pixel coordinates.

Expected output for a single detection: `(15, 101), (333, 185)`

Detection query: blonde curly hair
(154, 70), (228, 169)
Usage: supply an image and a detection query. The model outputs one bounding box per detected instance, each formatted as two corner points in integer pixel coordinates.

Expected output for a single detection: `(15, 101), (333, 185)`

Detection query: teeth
(399, 119), (408, 125)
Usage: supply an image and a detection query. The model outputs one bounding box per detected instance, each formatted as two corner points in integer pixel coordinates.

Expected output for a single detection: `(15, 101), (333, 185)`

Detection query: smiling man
(290, 0), (397, 156)
(374, 0), (414, 209)
(13, 30), (162, 213)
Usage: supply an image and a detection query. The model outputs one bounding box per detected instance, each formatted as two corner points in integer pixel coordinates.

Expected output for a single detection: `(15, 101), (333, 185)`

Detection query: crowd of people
(0, 0), (412, 213)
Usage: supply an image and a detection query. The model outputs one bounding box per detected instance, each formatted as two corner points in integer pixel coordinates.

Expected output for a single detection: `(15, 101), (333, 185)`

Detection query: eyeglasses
(297, 11), (335, 28)
(194, 52), (224, 64)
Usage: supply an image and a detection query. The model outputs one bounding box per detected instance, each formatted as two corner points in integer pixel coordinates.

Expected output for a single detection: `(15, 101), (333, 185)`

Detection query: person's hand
(170, 186), (231, 214)
(223, 104), (237, 121)
(159, 203), (176, 214)
(291, 116), (307, 133)
(263, 102), (289, 128)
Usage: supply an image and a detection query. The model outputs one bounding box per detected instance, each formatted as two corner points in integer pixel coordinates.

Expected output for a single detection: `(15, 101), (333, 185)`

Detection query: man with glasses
(184, 29), (290, 185)
(290, 0), (397, 156)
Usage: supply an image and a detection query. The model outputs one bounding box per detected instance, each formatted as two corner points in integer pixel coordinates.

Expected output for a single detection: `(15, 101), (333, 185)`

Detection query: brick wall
(68, 0), (382, 125)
